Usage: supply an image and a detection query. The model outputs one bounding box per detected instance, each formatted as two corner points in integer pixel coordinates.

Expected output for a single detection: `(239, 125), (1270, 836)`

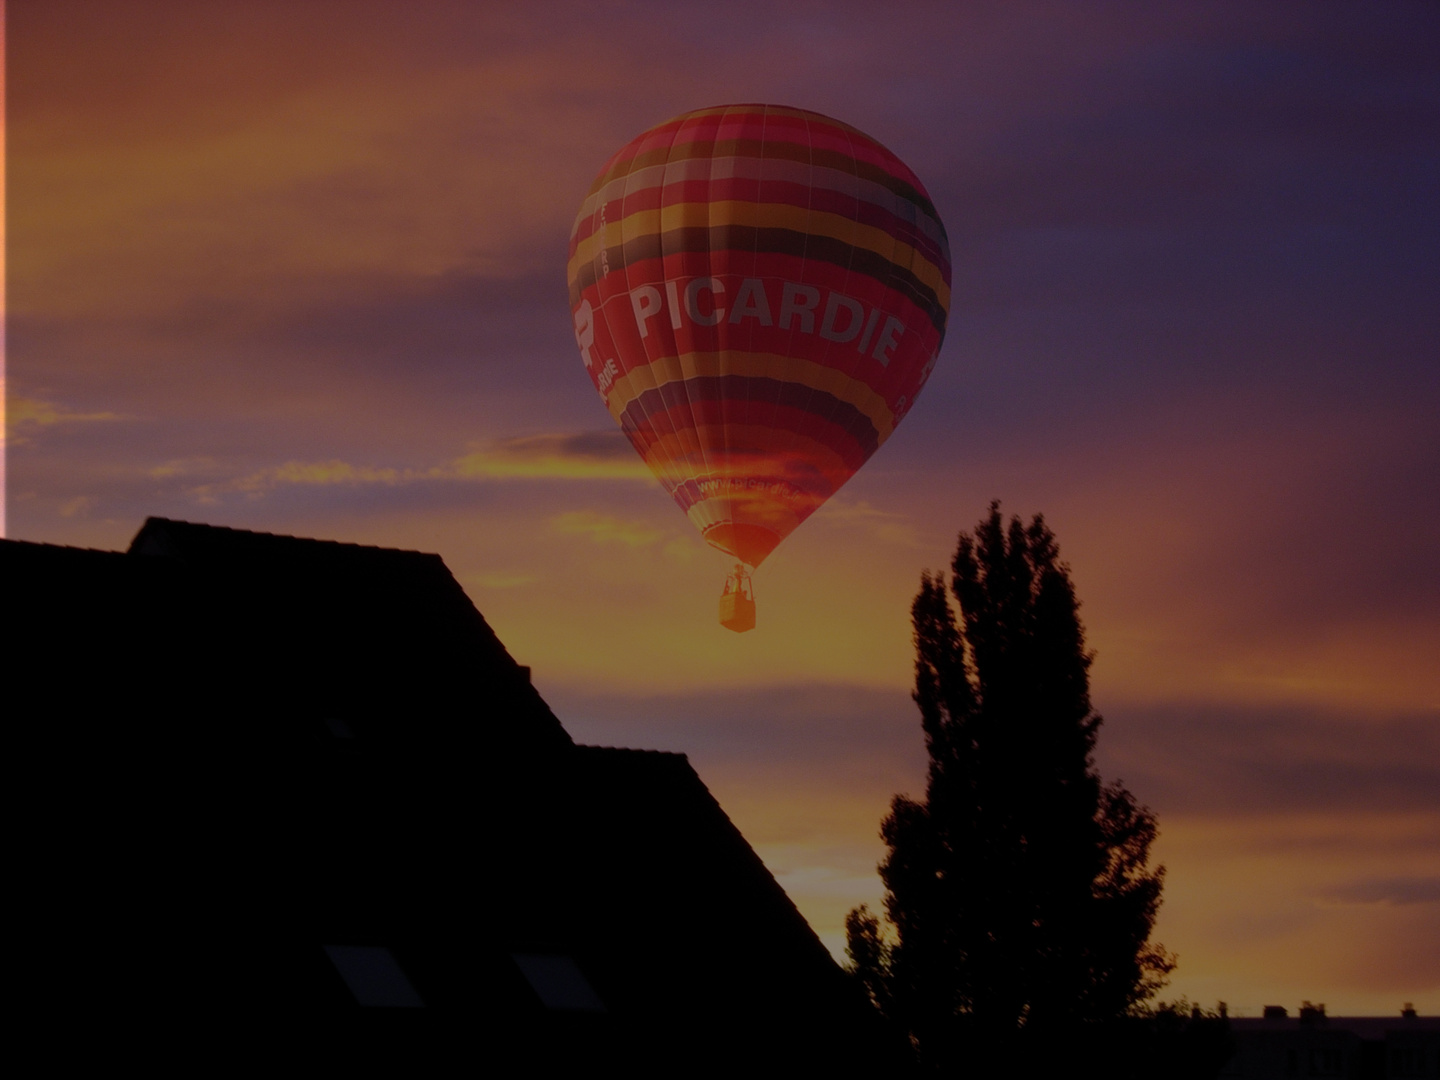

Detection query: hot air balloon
(567, 104), (950, 631)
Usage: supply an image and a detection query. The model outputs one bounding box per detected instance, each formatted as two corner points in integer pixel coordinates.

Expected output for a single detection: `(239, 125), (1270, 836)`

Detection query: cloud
(182, 458), (406, 504)
(810, 495), (922, 548)
(1321, 877), (1440, 907)
(547, 683), (925, 774)
(5, 396), (125, 446)
(550, 685), (1440, 825)
(157, 431), (655, 504)
(58, 496), (96, 518)
(550, 511), (665, 548)
(8, 4), (651, 327)
(256, 460), (406, 488)
(1094, 703), (1440, 816)
(450, 432), (653, 482)
(1152, 810), (1440, 1012)
(148, 457), (220, 480)
(462, 572), (540, 590)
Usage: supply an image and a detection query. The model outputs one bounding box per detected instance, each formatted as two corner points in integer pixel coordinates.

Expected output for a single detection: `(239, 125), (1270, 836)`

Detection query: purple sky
(6, 1), (1438, 1013)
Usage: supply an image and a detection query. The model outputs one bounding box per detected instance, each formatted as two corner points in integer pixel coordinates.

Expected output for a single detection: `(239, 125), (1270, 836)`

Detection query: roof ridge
(136, 517), (443, 559)
(0, 537), (129, 556)
(573, 744), (688, 759)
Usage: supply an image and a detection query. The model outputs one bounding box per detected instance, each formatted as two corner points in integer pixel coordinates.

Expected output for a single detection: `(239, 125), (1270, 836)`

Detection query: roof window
(512, 953), (605, 1012)
(323, 945), (424, 1007)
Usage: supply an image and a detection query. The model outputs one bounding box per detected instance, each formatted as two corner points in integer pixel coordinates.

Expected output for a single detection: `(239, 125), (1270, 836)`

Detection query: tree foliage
(847, 504), (1174, 1070)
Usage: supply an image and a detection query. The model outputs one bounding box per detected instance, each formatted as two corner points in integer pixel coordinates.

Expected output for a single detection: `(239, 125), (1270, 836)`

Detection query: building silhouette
(1223, 1004), (1438, 1079)
(7, 518), (893, 1068)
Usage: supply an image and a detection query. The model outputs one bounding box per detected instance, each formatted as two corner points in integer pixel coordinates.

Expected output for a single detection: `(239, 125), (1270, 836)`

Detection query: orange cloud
(462, 572), (540, 590)
(9, 6), (636, 324)
(450, 433), (654, 483)
(808, 494), (923, 549)
(7, 395), (124, 430)
(159, 431), (656, 504)
(1148, 811), (1440, 1014)
(551, 510), (665, 549)
(181, 459), (406, 504)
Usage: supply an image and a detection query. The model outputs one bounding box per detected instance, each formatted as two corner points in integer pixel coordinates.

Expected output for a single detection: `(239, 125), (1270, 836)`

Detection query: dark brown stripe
(571, 179), (951, 276)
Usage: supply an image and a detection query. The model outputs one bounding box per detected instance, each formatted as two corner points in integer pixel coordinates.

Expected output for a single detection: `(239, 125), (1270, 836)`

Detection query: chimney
(1263, 1005), (1288, 1020)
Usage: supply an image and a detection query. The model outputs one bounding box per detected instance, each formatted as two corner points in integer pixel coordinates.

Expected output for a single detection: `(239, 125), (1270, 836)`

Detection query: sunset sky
(6, 1), (1437, 1015)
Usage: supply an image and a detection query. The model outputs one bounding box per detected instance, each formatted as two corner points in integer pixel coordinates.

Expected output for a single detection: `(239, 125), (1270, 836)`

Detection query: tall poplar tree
(847, 504), (1173, 1071)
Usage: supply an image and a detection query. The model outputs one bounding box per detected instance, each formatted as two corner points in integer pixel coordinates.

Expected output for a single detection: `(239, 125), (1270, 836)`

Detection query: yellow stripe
(567, 200), (948, 307)
(605, 350), (896, 443)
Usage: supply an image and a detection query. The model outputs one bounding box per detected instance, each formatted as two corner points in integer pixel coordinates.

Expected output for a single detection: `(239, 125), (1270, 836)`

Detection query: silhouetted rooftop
(6, 518), (890, 1068)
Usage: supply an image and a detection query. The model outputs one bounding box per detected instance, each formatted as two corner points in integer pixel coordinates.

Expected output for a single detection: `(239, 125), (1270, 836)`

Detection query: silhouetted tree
(847, 503), (1174, 1074)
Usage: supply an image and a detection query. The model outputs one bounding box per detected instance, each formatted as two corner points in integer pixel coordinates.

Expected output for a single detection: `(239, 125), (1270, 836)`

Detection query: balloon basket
(719, 564), (756, 633)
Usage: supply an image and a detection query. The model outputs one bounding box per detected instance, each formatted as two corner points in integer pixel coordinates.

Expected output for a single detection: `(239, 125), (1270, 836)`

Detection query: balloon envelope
(568, 104), (950, 569)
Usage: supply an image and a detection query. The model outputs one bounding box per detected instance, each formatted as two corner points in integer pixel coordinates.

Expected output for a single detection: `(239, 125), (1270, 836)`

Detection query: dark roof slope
(4, 536), (193, 714)
(504, 744), (853, 1025)
(126, 517), (571, 751)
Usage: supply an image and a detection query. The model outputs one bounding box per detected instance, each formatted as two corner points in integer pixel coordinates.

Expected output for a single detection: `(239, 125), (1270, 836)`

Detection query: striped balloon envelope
(567, 104), (950, 629)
